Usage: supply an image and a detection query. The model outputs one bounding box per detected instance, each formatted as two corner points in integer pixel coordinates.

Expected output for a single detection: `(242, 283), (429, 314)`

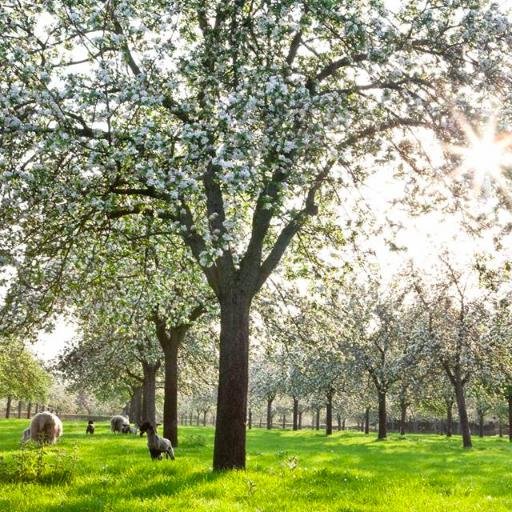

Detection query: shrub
(0, 441), (78, 485)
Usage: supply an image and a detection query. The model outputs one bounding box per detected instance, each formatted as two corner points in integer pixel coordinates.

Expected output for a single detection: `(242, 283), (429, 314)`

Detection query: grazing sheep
(139, 422), (175, 460)
(121, 423), (138, 435)
(86, 420), (95, 435)
(110, 415), (129, 433)
(22, 411), (63, 444)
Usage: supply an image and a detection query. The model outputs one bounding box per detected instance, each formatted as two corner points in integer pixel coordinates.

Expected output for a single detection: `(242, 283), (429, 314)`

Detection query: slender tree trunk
(326, 393), (333, 436)
(455, 381), (472, 448)
(337, 413), (341, 431)
(266, 397), (274, 429)
(377, 390), (387, 440)
(142, 362), (158, 426)
(508, 395), (512, 442)
(213, 293), (251, 470)
(17, 400), (22, 419)
(364, 407), (370, 435)
(342, 418), (346, 430)
(446, 401), (453, 437)
(292, 397), (299, 431)
(248, 408), (252, 429)
(155, 323), (186, 448)
(282, 414), (286, 429)
(315, 408), (320, 430)
(35, 403), (39, 414)
(5, 396), (11, 418)
(163, 335), (180, 446)
(499, 418), (503, 437)
(27, 402), (32, 419)
(196, 412), (200, 426)
(298, 411), (302, 430)
(399, 400), (407, 436)
(203, 411), (208, 426)
(129, 386), (143, 425)
(478, 412), (484, 438)
(259, 417), (262, 428)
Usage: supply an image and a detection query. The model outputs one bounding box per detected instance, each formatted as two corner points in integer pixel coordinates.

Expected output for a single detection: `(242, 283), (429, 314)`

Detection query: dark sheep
(139, 422), (175, 460)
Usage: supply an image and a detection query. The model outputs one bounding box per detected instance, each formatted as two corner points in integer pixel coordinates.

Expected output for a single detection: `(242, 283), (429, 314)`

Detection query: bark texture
(377, 391), (387, 440)
(213, 293), (251, 470)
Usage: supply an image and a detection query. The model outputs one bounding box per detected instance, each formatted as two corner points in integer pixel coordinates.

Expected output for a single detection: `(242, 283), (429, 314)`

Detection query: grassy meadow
(1, 419), (512, 511)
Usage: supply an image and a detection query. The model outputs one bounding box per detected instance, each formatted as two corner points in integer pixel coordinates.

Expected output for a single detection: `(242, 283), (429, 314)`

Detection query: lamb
(138, 422), (175, 460)
(21, 411), (63, 444)
(110, 415), (129, 433)
(86, 420), (95, 434)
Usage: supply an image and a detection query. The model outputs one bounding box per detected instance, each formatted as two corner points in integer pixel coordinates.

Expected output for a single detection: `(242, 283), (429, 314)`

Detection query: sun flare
(447, 114), (512, 193)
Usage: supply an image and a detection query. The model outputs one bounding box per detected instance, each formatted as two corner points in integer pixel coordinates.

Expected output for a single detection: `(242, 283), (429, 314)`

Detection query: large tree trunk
(377, 390), (387, 440)
(266, 397), (274, 429)
(213, 293), (251, 470)
(364, 407), (370, 435)
(454, 381), (472, 448)
(325, 392), (333, 436)
(292, 397), (299, 431)
(5, 396), (11, 418)
(399, 400), (407, 436)
(142, 362), (158, 426)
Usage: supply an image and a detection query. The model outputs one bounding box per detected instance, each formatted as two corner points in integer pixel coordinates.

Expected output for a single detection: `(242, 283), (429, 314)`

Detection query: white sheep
(21, 411), (63, 444)
(110, 415), (129, 433)
(139, 422), (175, 460)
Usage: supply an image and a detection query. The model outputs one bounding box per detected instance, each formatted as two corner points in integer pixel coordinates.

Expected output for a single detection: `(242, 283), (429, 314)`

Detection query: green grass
(1, 420), (512, 511)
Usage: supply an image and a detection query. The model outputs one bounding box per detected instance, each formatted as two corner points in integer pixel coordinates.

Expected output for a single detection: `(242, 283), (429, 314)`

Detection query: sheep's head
(21, 428), (31, 443)
(138, 421), (155, 436)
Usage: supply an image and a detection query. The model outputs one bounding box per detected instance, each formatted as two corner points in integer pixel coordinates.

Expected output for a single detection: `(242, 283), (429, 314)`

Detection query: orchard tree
(2, 1), (511, 468)
(334, 276), (423, 440)
(57, 311), (163, 425)
(0, 338), (52, 417)
(414, 256), (498, 448)
(249, 355), (283, 430)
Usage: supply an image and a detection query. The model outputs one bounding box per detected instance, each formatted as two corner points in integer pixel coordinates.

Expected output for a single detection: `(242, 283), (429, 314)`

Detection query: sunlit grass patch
(1, 420), (512, 511)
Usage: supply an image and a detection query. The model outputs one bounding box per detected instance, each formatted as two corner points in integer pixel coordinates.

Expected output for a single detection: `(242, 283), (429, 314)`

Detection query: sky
(33, 319), (76, 362)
